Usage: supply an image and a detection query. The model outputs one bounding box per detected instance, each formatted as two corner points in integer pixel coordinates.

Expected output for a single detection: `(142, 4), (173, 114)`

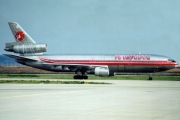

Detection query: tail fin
(5, 22), (47, 55)
(8, 22), (36, 44)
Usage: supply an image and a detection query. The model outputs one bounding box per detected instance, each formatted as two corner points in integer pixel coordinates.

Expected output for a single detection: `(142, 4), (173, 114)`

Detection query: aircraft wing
(42, 62), (107, 71)
(3, 54), (37, 61)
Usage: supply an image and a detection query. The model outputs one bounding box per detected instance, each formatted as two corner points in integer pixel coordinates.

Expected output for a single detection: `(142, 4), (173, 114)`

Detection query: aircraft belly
(124, 66), (157, 72)
(108, 66), (119, 72)
(109, 66), (175, 73)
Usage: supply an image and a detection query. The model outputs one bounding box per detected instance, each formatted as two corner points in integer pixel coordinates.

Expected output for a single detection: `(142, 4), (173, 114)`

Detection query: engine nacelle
(95, 67), (109, 76)
(5, 44), (47, 54)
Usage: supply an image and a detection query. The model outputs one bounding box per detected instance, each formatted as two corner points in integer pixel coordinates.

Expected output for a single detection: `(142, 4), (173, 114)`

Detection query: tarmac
(0, 79), (180, 120)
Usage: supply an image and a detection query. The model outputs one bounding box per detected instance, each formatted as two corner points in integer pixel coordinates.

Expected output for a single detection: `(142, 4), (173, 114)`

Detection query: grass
(0, 80), (110, 84)
(0, 74), (180, 81)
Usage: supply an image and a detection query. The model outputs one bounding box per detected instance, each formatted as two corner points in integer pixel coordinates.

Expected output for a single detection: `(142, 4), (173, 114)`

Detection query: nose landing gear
(148, 73), (153, 80)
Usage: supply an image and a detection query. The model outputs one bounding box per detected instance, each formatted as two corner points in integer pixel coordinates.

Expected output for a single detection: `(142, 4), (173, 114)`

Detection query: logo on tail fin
(15, 31), (25, 41)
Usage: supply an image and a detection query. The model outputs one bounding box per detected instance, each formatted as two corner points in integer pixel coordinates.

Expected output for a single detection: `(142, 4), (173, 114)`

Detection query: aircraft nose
(175, 62), (179, 68)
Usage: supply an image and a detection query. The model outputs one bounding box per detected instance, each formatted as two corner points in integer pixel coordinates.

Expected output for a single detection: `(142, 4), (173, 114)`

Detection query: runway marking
(0, 90), (88, 100)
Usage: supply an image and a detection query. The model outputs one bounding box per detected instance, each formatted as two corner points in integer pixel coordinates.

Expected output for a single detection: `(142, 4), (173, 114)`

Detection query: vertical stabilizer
(8, 22), (36, 44)
(5, 22), (47, 55)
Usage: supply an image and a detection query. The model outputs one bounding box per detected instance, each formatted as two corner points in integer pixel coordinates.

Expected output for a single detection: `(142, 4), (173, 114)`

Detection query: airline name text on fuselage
(115, 55), (151, 61)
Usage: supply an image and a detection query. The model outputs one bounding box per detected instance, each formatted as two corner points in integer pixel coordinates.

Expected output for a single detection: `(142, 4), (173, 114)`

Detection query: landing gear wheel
(149, 77), (152, 80)
(83, 76), (88, 79)
(74, 75), (81, 79)
(74, 75), (77, 79)
(79, 76), (83, 79)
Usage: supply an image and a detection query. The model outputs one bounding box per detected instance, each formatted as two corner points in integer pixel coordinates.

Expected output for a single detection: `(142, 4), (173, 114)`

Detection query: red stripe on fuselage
(39, 58), (178, 67)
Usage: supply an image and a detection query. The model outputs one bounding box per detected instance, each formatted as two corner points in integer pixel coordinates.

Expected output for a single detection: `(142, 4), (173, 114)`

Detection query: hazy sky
(0, 0), (180, 63)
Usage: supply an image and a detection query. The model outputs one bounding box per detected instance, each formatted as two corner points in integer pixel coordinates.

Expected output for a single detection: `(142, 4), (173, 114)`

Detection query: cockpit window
(168, 59), (176, 62)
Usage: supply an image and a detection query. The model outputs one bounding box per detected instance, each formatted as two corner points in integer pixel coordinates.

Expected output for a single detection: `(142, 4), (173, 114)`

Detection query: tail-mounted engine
(4, 42), (47, 55)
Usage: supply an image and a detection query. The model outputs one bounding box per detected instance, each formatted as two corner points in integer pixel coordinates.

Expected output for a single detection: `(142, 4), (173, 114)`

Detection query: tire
(74, 76), (77, 79)
(83, 76), (88, 79)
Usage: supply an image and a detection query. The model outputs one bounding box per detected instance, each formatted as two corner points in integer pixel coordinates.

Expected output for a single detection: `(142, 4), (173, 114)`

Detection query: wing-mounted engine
(4, 42), (47, 55)
(95, 67), (115, 76)
(95, 67), (110, 76)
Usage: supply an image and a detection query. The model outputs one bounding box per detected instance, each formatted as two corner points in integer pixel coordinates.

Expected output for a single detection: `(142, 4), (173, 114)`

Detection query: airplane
(4, 22), (179, 80)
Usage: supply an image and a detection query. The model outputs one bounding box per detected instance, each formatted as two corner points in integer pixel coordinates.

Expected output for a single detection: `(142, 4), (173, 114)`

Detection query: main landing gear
(73, 69), (88, 79)
(73, 75), (88, 79)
